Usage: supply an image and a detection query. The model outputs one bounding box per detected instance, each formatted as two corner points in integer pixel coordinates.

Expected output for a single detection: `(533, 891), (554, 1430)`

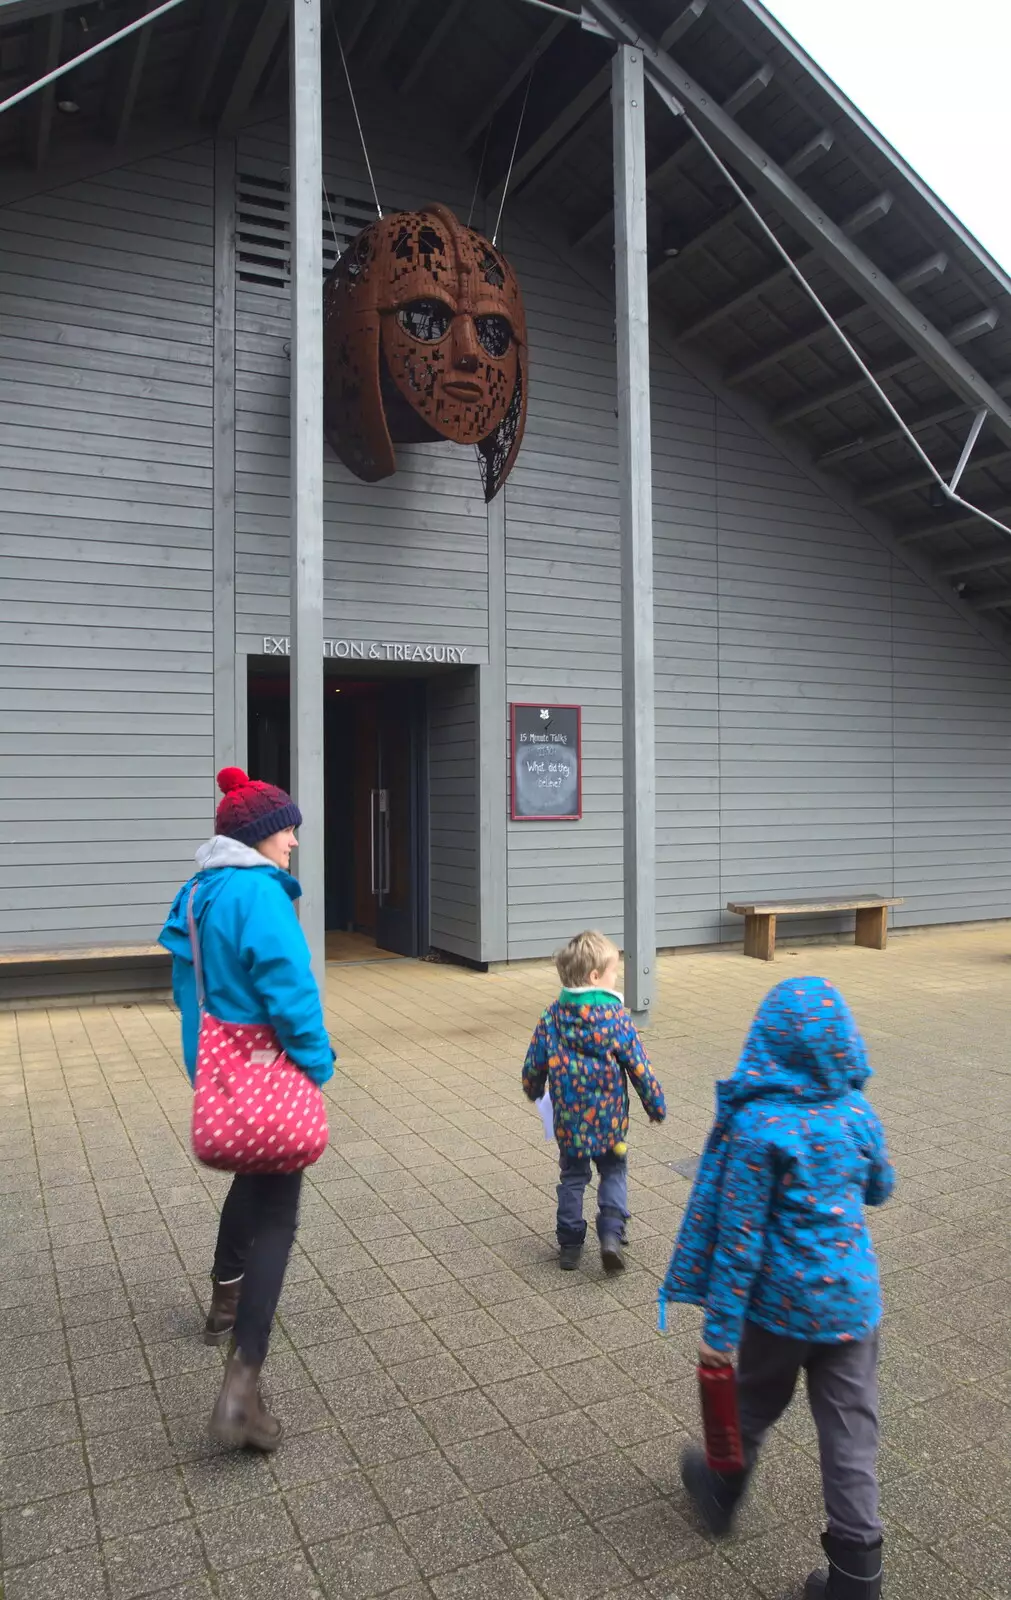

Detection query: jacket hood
(551, 992), (625, 1056)
(195, 835), (271, 871)
(159, 838), (300, 961)
(722, 976), (870, 1108)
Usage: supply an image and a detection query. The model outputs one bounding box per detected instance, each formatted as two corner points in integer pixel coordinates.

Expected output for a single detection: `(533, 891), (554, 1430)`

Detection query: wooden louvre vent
(235, 162), (376, 289)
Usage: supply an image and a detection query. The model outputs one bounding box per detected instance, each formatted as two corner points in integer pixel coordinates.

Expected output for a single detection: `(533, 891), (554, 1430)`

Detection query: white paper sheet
(535, 1087), (554, 1141)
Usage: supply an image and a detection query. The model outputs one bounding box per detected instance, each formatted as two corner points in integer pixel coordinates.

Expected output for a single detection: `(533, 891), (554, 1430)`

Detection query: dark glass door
(372, 684), (421, 957)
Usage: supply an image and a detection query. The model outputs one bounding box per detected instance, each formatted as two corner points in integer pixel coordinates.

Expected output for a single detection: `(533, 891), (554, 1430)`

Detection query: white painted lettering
(259, 635), (476, 662)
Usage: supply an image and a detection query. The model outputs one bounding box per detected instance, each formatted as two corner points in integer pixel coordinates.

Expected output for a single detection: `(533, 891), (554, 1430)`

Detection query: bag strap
(186, 883), (206, 1016)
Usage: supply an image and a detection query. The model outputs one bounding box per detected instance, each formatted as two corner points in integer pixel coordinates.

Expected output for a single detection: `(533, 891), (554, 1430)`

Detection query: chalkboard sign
(510, 704), (582, 821)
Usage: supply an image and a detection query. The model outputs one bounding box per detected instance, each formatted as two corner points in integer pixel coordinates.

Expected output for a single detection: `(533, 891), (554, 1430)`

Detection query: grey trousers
(737, 1320), (881, 1544)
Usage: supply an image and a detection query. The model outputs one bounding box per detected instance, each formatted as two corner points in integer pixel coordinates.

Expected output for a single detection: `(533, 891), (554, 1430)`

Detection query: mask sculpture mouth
(443, 380), (484, 401)
(322, 202), (528, 502)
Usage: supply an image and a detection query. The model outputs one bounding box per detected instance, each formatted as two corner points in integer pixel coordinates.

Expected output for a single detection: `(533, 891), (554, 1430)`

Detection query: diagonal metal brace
(949, 409), (989, 493)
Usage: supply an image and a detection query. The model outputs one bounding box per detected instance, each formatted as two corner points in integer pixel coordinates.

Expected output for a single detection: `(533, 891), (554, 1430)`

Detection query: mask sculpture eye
(397, 299), (452, 342)
(475, 315), (512, 357)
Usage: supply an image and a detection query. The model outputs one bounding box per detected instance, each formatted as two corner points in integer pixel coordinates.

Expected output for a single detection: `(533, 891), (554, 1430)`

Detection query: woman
(160, 767), (334, 1451)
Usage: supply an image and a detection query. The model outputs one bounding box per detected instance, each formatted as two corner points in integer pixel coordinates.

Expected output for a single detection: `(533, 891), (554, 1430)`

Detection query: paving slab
(2, 923), (1010, 1596)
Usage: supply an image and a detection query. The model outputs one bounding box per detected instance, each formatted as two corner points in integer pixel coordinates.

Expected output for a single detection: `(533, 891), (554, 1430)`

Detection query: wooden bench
(726, 896), (904, 962)
(0, 943), (170, 1006)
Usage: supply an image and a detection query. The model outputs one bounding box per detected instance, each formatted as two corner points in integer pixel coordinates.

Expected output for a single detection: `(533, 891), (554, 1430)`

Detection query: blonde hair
(554, 930), (620, 989)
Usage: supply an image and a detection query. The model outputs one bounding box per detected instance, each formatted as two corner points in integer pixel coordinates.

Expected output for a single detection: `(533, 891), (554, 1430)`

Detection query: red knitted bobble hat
(214, 767), (302, 847)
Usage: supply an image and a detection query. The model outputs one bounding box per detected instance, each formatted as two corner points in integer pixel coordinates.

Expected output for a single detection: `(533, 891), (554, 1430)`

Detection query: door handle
(370, 789), (390, 898)
(369, 788), (379, 896)
(378, 788), (390, 897)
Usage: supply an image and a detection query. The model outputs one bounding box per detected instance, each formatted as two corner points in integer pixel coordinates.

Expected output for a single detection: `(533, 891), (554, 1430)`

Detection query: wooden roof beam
(728, 270), (992, 389)
(461, 17), (565, 152)
(360, 0), (424, 72)
(647, 127), (833, 288)
(487, 0), (709, 207)
(399, 0), (466, 94)
(186, 0), (241, 123)
(857, 443), (1008, 508)
(573, 58), (774, 252)
(896, 500), (1011, 543)
(344, 0), (380, 55)
(218, 0), (287, 133)
(972, 588), (1011, 613)
(774, 308), (1001, 427)
(104, 18), (152, 146)
(676, 191), (895, 343)
(939, 544), (1011, 578)
(22, 7), (61, 169)
(818, 375), (1011, 469)
(583, 0), (1011, 450)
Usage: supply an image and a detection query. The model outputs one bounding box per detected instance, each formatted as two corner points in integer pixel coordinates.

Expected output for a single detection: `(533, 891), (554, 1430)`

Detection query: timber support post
(612, 42), (657, 1022)
(289, 0), (326, 985)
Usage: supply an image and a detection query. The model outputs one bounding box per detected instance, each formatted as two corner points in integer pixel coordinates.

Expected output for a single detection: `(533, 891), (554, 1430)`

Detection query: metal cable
(322, 180), (340, 261)
(467, 121), (492, 229)
(645, 65), (1011, 544)
(493, 69), (534, 247)
(328, 2), (383, 217)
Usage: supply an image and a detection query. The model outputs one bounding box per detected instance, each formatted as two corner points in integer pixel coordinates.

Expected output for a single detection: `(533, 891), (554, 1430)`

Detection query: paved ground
(3, 924), (1011, 1600)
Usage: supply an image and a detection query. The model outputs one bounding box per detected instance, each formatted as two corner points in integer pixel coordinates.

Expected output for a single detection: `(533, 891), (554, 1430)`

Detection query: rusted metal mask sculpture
(323, 202), (527, 501)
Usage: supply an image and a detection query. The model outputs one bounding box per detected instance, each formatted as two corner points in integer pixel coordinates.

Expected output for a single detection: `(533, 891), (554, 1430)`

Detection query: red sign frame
(510, 703), (582, 822)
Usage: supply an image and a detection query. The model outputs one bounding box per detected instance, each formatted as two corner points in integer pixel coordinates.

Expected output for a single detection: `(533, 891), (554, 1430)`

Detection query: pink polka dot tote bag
(186, 887), (329, 1174)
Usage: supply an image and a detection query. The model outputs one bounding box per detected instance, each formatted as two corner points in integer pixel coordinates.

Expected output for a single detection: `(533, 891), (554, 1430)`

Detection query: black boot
(600, 1233), (625, 1275)
(805, 1534), (883, 1600)
(558, 1242), (582, 1271)
(203, 1276), (242, 1346)
(209, 1344), (282, 1452)
(680, 1445), (749, 1537)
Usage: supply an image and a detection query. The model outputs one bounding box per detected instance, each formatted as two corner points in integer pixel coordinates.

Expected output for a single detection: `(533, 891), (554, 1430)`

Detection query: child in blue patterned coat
(660, 976), (894, 1600)
(523, 930), (666, 1275)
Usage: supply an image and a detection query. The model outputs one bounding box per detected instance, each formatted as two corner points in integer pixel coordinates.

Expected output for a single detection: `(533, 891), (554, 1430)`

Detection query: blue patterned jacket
(660, 977), (894, 1352)
(523, 988), (666, 1158)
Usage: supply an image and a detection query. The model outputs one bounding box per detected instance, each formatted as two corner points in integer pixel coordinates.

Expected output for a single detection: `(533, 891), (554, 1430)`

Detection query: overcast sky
(762, 0), (1010, 276)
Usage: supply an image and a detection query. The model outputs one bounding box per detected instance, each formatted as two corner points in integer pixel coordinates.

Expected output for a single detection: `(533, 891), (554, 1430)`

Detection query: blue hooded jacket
(159, 835), (334, 1087)
(660, 977), (893, 1353)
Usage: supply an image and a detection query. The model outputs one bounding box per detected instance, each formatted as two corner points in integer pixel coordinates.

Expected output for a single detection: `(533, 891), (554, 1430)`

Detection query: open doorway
(247, 665), (427, 960)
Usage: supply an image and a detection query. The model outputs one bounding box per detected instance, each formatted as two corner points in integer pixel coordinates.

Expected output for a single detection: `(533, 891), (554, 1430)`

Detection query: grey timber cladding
(652, 381), (1011, 947)
(428, 670), (480, 959)
(501, 199), (1011, 955)
(3, 82), (1010, 960)
(501, 218), (624, 960)
(232, 111), (489, 661)
(0, 143), (215, 951)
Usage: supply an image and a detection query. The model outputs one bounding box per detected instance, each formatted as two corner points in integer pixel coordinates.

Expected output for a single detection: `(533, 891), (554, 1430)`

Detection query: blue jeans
(557, 1150), (629, 1248)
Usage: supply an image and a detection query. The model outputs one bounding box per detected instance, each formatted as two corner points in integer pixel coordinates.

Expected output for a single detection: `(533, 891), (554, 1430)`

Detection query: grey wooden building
(3, 0), (1011, 1004)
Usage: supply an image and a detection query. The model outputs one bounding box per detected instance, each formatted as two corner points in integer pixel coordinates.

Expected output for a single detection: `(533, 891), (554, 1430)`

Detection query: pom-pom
(217, 766), (248, 795)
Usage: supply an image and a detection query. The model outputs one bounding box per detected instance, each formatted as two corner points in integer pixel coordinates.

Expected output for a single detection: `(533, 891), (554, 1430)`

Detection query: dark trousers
(556, 1150), (629, 1247)
(737, 1321), (882, 1544)
(212, 1171), (303, 1365)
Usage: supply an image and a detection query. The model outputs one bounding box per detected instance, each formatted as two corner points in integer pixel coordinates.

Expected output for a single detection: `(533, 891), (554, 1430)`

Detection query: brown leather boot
(209, 1345), (282, 1452)
(203, 1277), (243, 1346)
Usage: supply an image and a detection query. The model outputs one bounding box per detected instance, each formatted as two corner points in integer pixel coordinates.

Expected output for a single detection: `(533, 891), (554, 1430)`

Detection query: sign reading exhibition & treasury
(260, 637), (478, 665)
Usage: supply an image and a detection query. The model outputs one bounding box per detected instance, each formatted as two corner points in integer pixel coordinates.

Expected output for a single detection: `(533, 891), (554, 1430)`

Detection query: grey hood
(194, 836), (271, 871)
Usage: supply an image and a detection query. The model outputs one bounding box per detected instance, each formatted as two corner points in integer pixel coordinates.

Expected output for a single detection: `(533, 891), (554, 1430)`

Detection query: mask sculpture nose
(452, 313), (480, 374)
